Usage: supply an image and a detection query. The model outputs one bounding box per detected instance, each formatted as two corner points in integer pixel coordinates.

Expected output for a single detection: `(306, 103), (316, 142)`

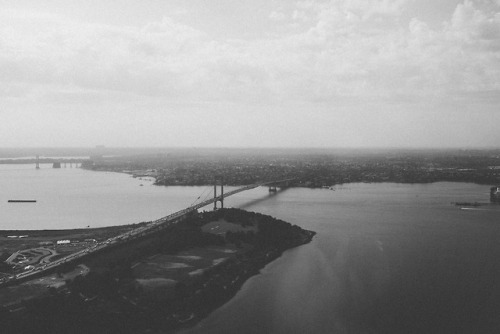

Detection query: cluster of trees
(201, 208), (309, 250)
(70, 271), (119, 299)
(83, 218), (224, 278)
(225, 231), (255, 247)
(88, 149), (500, 188)
(0, 250), (13, 273)
(256, 217), (305, 249)
(198, 208), (256, 227)
(6, 292), (153, 334)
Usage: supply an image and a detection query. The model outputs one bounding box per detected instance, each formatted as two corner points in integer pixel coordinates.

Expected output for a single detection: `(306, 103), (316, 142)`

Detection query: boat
(491, 186), (500, 203)
(8, 200), (37, 203)
(454, 202), (481, 207)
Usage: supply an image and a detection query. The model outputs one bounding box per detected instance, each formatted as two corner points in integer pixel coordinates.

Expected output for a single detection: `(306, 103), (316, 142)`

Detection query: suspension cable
(189, 185), (212, 207)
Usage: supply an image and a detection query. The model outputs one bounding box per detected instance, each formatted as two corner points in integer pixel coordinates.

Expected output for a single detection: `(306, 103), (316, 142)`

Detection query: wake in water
(460, 205), (500, 211)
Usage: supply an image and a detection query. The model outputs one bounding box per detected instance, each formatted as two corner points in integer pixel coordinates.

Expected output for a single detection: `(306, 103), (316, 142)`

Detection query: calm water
(2, 165), (500, 333)
(188, 183), (500, 334)
(0, 164), (237, 230)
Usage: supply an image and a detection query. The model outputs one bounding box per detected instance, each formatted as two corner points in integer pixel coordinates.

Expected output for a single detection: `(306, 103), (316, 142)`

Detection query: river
(188, 183), (500, 334)
(2, 165), (500, 333)
(0, 164), (236, 230)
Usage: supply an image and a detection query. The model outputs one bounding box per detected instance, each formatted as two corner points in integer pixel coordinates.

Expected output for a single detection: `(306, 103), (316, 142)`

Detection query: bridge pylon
(213, 175), (224, 210)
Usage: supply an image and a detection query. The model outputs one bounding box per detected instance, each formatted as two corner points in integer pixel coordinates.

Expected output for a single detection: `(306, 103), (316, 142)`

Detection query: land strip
(1, 209), (315, 334)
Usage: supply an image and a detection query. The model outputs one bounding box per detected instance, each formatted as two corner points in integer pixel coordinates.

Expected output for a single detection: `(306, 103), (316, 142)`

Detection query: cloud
(345, 0), (410, 21)
(0, 1), (499, 108)
(279, 0), (500, 100)
(448, 1), (500, 43)
(269, 11), (286, 21)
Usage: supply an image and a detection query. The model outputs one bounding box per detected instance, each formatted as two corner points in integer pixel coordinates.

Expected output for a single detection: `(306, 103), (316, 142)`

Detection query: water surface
(2, 165), (500, 333)
(0, 164), (226, 230)
(186, 183), (500, 334)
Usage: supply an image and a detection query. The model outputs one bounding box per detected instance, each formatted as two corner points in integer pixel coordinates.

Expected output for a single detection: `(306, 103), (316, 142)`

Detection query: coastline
(1, 209), (316, 334)
(82, 165), (500, 190)
(170, 231), (316, 332)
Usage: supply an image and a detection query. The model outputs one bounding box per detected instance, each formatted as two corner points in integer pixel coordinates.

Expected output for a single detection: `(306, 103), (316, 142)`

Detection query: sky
(0, 0), (499, 148)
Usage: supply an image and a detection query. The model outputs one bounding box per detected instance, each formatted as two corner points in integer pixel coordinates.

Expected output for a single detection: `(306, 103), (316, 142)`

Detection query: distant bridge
(0, 178), (294, 286)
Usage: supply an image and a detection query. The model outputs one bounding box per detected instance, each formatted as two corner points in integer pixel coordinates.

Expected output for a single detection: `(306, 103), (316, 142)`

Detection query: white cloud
(345, 0), (410, 20)
(269, 11), (286, 21)
(292, 9), (310, 22)
(0, 1), (499, 108)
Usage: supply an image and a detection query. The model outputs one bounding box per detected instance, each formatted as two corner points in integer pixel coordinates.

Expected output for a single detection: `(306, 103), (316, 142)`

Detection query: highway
(0, 178), (293, 285)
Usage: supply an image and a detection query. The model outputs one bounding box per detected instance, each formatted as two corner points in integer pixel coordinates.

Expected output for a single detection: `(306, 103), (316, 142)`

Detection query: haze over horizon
(1, 0), (499, 148)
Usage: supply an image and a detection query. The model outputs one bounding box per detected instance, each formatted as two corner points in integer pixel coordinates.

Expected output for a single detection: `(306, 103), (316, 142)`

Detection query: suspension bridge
(0, 177), (294, 286)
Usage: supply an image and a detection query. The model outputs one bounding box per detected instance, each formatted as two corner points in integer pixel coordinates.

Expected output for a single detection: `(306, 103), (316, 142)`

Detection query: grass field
(201, 219), (257, 235)
(133, 246), (239, 283)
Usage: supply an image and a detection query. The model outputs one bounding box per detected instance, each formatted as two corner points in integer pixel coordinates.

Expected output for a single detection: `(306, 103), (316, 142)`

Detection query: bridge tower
(213, 175), (224, 210)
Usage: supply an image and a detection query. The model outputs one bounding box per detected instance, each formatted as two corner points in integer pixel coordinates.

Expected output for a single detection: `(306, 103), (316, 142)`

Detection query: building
(39, 241), (53, 246)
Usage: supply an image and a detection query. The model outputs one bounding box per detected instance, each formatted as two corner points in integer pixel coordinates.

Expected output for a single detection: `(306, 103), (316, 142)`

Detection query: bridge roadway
(0, 178), (293, 286)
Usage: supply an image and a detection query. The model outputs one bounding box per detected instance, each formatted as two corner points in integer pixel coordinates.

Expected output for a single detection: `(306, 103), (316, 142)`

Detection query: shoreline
(1, 209), (316, 334)
(84, 166), (500, 189)
(1, 161), (497, 190)
(172, 230), (316, 332)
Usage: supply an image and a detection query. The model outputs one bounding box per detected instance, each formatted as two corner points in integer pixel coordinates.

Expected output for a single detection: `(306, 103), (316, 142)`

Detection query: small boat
(8, 200), (37, 203)
(454, 202), (481, 207)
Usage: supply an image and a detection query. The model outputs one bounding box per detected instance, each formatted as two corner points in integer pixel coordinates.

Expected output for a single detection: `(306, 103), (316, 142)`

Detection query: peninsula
(1, 208), (315, 333)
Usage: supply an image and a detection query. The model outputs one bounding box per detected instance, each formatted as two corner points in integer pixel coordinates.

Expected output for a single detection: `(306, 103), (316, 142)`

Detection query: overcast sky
(0, 0), (499, 148)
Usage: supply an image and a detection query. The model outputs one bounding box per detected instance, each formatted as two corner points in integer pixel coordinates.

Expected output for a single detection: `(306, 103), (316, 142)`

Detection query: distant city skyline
(1, 0), (499, 148)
